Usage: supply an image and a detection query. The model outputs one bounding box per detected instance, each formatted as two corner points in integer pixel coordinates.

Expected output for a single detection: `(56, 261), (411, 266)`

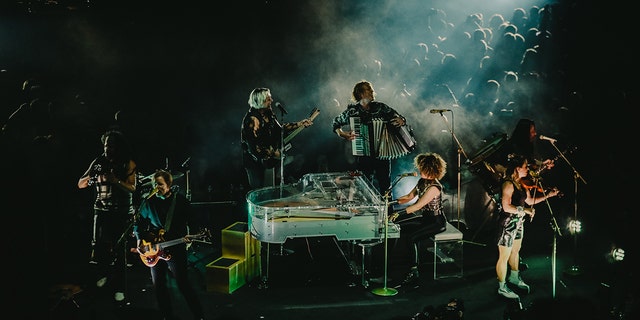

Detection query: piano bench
(429, 221), (463, 280)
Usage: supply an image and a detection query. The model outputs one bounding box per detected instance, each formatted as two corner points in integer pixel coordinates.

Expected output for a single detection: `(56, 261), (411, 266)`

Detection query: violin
(522, 178), (543, 193)
(521, 180), (563, 197)
(521, 170), (544, 192)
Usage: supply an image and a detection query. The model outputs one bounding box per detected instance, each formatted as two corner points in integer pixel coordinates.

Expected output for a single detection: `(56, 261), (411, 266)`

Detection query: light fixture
(567, 219), (581, 235)
(610, 248), (625, 262)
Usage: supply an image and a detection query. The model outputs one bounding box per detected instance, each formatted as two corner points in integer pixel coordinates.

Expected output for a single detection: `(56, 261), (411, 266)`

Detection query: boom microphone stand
(434, 111), (467, 228)
(274, 102), (293, 256)
(433, 110), (484, 246)
(544, 140), (587, 276)
(278, 107), (286, 197)
(531, 178), (562, 298)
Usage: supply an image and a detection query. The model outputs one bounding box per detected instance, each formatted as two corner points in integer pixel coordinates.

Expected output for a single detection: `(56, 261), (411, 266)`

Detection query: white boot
(508, 270), (530, 293)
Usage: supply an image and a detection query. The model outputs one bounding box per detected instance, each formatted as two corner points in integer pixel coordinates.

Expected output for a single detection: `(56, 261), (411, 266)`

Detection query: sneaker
(508, 276), (531, 293)
(498, 286), (519, 299)
(114, 292), (125, 302)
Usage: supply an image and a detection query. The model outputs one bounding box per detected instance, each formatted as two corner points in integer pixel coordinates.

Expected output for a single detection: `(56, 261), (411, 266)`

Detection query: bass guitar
(136, 230), (211, 267)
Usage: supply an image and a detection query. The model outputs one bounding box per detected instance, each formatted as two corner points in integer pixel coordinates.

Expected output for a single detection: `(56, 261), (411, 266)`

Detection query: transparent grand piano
(246, 172), (400, 288)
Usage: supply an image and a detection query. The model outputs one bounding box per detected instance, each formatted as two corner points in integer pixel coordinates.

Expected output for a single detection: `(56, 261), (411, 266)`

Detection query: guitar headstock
(191, 228), (213, 244)
(309, 107), (320, 121)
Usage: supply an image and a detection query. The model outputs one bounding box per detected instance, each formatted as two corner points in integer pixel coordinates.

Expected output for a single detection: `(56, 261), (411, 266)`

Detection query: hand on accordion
(389, 116), (406, 127)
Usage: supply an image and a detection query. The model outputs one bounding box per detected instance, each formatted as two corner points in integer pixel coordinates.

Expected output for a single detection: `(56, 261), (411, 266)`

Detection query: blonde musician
(332, 80), (407, 193)
(241, 87), (314, 189)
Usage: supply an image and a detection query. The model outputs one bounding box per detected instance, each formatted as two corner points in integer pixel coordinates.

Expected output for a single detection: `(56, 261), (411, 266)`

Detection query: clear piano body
(246, 172), (400, 244)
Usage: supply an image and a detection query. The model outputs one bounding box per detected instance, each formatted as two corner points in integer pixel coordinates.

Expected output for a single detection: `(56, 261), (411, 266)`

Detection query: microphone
(275, 102), (288, 115)
(146, 187), (160, 199)
(539, 135), (557, 143)
(398, 172), (418, 177)
(430, 109), (451, 113)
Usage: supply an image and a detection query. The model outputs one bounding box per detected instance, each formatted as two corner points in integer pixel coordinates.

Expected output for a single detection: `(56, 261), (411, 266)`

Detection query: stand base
(371, 287), (398, 296)
(564, 265), (582, 276)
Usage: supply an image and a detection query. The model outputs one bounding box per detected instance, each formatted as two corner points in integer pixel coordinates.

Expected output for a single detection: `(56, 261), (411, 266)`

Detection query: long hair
(505, 153), (527, 181)
(508, 118), (535, 160)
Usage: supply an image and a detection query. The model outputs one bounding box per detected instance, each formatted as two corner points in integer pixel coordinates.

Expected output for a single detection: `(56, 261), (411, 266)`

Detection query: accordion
(350, 117), (417, 160)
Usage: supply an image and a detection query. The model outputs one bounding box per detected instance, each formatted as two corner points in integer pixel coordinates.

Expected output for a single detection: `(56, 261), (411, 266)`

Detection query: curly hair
(414, 152), (447, 180)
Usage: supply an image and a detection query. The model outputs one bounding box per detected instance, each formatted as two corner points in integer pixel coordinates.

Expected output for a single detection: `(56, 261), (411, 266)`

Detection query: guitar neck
(283, 126), (304, 145)
(283, 107), (319, 145)
(157, 237), (188, 249)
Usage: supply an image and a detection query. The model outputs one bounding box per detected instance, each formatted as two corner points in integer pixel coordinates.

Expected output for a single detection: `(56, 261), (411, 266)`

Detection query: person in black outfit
(332, 80), (408, 193)
(77, 129), (137, 302)
(241, 87), (314, 189)
(133, 169), (206, 320)
(489, 118), (555, 185)
(389, 152), (448, 286)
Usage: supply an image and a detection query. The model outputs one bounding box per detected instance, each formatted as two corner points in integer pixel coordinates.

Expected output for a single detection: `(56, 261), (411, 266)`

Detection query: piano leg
(331, 238), (360, 287)
(357, 240), (383, 288)
(258, 241), (269, 289)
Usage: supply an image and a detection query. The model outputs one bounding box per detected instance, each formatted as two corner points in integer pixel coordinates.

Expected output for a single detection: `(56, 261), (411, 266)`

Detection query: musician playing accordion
(332, 80), (410, 193)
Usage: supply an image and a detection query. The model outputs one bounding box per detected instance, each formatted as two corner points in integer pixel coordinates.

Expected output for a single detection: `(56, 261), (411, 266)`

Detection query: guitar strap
(164, 193), (177, 233)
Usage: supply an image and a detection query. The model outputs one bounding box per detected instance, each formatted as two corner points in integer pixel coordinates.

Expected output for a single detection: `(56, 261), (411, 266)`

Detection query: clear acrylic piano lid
(246, 172), (399, 243)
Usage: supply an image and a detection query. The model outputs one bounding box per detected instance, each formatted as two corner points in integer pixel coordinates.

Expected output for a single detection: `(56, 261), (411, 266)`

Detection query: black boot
(401, 266), (419, 285)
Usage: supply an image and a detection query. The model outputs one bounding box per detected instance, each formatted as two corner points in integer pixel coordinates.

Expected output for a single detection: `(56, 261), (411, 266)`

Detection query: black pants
(149, 247), (204, 319)
(398, 214), (447, 266)
(356, 156), (391, 193)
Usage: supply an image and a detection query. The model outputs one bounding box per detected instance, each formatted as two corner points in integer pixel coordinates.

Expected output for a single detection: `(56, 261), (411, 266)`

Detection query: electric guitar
(136, 230), (211, 267)
(263, 107), (320, 168)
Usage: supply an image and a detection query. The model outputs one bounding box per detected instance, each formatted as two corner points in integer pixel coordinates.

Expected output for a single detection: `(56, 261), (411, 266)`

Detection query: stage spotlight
(567, 219), (581, 234)
(610, 248), (625, 262)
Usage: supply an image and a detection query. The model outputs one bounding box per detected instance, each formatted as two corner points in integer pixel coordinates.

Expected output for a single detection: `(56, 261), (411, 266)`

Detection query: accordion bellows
(350, 117), (417, 160)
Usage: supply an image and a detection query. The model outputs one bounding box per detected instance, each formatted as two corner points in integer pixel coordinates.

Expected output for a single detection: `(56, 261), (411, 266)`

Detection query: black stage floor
(46, 209), (633, 320)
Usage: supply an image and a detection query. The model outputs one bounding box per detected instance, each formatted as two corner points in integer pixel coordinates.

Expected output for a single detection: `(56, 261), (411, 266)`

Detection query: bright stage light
(611, 248), (625, 262)
(567, 220), (581, 234)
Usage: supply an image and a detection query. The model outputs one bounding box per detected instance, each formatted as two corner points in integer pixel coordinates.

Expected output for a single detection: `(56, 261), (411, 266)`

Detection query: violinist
(489, 118), (556, 183)
(495, 154), (561, 299)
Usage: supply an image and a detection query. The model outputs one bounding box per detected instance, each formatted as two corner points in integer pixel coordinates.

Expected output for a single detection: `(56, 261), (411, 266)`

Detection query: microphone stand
(372, 177), (401, 297)
(545, 141), (587, 276)
(181, 157), (191, 201)
(274, 106), (293, 256)
(532, 178), (562, 298)
(435, 111), (465, 226)
(435, 111), (484, 246)
(278, 107), (286, 198)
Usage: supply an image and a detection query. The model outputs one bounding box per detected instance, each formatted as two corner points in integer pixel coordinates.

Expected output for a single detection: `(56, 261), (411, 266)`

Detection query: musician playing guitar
(132, 169), (206, 320)
(241, 87), (315, 189)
